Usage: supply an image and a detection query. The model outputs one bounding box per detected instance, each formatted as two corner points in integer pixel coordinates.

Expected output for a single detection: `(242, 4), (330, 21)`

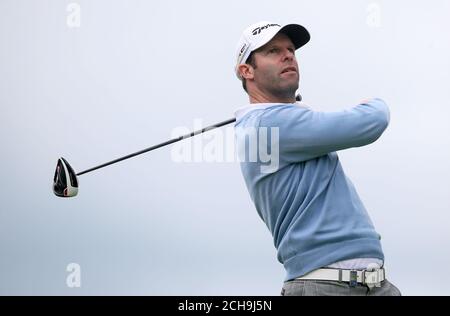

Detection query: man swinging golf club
(233, 21), (401, 296)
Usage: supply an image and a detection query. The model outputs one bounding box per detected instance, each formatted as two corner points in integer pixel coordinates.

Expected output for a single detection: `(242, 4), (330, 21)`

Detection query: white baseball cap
(235, 21), (310, 79)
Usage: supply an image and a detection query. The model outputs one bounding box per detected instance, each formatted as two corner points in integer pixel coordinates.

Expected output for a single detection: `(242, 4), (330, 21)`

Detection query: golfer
(234, 21), (401, 296)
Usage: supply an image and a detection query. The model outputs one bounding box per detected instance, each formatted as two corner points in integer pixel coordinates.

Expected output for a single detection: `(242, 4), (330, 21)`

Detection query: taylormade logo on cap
(251, 23), (281, 35)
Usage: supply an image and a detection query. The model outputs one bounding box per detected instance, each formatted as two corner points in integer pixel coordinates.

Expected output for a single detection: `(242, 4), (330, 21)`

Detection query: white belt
(296, 267), (385, 288)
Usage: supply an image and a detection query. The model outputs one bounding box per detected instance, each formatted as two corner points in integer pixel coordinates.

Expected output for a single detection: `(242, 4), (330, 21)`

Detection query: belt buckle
(363, 269), (382, 289)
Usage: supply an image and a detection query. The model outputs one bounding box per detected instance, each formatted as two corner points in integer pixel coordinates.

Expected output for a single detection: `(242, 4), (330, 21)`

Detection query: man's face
(251, 33), (299, 98)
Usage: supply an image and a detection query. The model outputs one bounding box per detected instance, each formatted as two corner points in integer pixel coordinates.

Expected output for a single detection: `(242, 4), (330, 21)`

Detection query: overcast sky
(1, 0), (449, 295)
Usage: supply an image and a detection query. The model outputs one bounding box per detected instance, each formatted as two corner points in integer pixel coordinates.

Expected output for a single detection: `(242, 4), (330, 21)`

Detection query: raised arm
(260, 98), (390, 163)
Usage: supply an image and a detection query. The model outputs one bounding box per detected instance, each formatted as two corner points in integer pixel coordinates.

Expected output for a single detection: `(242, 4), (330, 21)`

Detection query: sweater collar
(234, 101), (311, 121)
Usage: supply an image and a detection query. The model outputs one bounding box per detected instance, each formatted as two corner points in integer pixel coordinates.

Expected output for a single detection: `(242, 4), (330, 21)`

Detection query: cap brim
(279, 24), (310, 49)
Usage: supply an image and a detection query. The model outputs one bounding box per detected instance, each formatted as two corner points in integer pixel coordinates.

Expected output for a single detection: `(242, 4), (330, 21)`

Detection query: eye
(268, 48), (279, 54)
(288, 47), (295, 53)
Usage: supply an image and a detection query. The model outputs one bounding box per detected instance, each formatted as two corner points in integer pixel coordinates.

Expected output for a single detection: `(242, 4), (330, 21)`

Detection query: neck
(248, 88), (296, 104)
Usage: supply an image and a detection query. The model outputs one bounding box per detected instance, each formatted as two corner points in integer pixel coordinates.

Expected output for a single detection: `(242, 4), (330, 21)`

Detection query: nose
(282, 49), (295, 61)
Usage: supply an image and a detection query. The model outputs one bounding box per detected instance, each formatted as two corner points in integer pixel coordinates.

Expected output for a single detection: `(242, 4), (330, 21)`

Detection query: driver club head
(53, 157), (78, 198)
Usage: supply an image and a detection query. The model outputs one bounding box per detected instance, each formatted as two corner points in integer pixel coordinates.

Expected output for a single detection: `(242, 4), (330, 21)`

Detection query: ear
(238, 64), (254, 80)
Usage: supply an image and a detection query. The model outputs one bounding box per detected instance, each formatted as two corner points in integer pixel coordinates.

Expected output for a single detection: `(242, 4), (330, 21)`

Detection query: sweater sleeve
(259, 98), (390, 163)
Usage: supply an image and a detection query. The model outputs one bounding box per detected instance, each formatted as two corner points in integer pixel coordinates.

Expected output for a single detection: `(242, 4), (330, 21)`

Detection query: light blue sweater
(234, 98), (390, 281)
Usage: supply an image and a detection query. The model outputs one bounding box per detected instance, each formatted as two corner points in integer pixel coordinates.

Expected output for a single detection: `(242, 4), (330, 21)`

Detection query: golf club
(53, 117), (236, 198)
(52, 94), (302, 198)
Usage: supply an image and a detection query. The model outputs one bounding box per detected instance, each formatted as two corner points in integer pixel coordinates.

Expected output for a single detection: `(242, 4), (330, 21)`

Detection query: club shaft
(76, 118), (236, 176)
